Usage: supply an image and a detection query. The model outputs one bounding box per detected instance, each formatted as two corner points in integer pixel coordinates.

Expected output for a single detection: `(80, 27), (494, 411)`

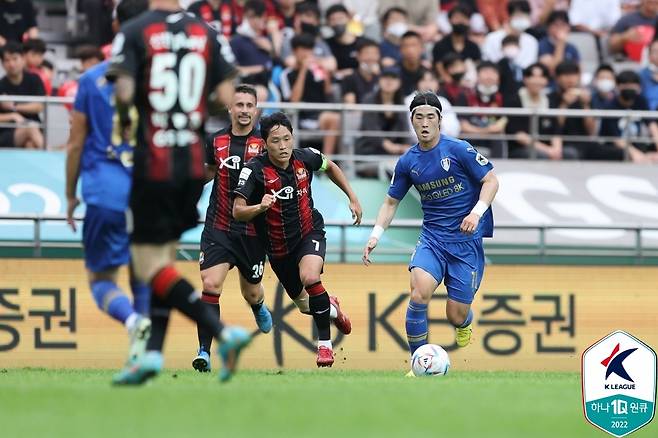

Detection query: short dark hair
(555, 60), (580, 76)
(616, 70), (641, 85)
(401, 30), (422, 42)
(291, 33), (316, 50)
(448, 4), (472, 20)
(295, 1), (320, 19)
(23, 38), (46, 54)
(442, 52), (464, 69)
(547, 10), (569, 26)
(244, 0), (266, 17)
(115, 0), (148, 24)
(235, 83), (258, 100)
(507, 0), (531, 15)
(381, 6), (407, 25)
(260, 112), (293, 141)
(0, 42), (24, 60)
(409, 91), (442, 116)
(41, 59), (54, 70)
(595, 64), (615, 76)
(356, 38), (379, 52)
(75, 45), (105, 62)
(325, 3), (348, 20)
(523, 62), (549, 79)
(502, 34), (520, 46)
(416, 68), (438, 86)
(477, 60), (499, 73)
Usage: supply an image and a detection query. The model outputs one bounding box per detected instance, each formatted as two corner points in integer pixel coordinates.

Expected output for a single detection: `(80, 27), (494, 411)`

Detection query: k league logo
(582, 330), (657, 437)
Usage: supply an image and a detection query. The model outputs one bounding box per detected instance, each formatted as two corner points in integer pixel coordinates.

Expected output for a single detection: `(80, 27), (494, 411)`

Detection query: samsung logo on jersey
(415, 176), (455, 192)
(149, 32), (208, 52)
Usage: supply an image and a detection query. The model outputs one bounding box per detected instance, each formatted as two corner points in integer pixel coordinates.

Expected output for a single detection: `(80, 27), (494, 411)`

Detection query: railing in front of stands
(1, 214), (657, 262)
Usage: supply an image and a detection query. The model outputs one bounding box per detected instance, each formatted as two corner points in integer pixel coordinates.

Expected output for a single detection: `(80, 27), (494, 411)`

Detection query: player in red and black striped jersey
(107, 0), (250, 385)
(192, 85), (271, 373)
(234, 112), (362, 367)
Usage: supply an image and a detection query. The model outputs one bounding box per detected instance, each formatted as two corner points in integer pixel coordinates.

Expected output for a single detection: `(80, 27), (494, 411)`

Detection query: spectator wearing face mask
(281, 1), (337, 73)
(482, 0), (538, 68)
(640, 39), (658, 110)
(538, 11), (580, 75)
(325, 4), (363, 80)
(440, 53), (470, 105)
(599, 70), (658, 162)
(590, 64), (617, 109)
(497, 35), (524, 101)
(380, 6), (409, 67)
(457, 61), (508, 157)
(432, 4), (481, 71)
(342, 38), (381, 104)
(377, 0), (439, 42)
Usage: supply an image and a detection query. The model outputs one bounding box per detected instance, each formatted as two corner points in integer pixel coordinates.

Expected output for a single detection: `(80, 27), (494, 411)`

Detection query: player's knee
(446, 307), (469, 326)
(241, 283), (262, 304)
(201, 274), (223, 295)
(410, 288), (431, 304)
(299, 271), (321, 288)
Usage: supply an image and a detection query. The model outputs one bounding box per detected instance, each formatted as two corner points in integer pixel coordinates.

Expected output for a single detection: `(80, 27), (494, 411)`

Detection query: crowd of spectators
(1, 0), (658, 163)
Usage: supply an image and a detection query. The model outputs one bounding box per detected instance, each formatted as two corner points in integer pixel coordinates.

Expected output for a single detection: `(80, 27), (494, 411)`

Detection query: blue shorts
(409, 237), (485, 304)
(82, 205), (130, 273)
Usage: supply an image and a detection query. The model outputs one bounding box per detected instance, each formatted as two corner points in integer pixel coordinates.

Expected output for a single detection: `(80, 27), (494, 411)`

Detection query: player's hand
(349, 198), (362, 225)
(259, 194), (276, 211)
(460, 212), (480, 234)
(362, 237), (378, 266)
(66, 197), (80, 232)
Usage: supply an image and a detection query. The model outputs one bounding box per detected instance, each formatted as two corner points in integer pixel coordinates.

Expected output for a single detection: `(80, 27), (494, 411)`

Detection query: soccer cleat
(455, 323), (473, 348)
(329, 296), (352, 335)
(192, 348), (211, 372)
(254, 303), (273, 333)
(127, 316), (151, 363)
(112, 351), (163, 386)
(405, 370), (416, 378)
(316, 346), (334, 367)
(217, 326), (252, 382)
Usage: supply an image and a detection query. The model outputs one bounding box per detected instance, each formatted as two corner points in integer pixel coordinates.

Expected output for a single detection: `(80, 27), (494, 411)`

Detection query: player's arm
(460, 169), (499, 234)
(362, 195), (401, 266)
(64, 110), (88, 232)
(204, 164), (217, 183)
(232, 195), (275, 222)
(325, 160), (362, 225)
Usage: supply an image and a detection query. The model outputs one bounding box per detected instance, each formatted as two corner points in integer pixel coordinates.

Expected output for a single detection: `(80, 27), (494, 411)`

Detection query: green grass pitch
(0, 369), (655, 438)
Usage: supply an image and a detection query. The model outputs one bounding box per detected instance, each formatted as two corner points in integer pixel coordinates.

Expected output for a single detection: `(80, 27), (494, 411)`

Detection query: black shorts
(129, 179), (204, 244)
(0, 128), (16, 147)
(199, 228), (266, 284)
(269, 230), (326, 299)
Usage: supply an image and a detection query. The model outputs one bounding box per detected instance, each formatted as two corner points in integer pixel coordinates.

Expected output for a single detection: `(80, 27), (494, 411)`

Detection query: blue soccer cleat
(192, 348), (211, 372)
(112, 351), (163, 386)
(254, 303), (273, 333)
(217, 326), (252, 382)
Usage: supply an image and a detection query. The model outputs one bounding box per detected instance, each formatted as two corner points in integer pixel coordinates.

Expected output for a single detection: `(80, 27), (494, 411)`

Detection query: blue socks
(458, 309), (473, 328)
(406, 301), (428, 355)
(130, 280), (151, 316)
(91, 280), (134, 324)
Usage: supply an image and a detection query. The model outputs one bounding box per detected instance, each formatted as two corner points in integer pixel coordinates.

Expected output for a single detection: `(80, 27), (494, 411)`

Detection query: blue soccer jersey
(74, 61), (132, 212)
(388, 134), (494, 243)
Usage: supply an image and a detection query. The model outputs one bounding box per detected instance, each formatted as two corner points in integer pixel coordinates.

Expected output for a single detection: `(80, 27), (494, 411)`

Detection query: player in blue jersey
(65, 0), (152, 366)
(362, 91), (499, 374)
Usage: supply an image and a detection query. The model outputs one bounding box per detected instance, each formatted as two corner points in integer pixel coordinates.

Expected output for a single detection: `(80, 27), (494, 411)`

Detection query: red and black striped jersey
(234, 148), (327, 259)
(107, 9), (237, 183)
(204, 126), (264, 235)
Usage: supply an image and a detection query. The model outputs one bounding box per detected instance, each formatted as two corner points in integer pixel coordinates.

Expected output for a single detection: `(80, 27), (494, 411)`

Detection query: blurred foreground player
(65, 0), (152, 369)
(107, 0), (250, 384)
(233, 112), (360, 367)
(192, 84), (271, 372)
(362, 92), (499, 376)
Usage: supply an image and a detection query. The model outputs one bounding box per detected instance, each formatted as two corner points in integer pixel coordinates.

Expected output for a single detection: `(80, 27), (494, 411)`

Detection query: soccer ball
(411, 344), (450, 377)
